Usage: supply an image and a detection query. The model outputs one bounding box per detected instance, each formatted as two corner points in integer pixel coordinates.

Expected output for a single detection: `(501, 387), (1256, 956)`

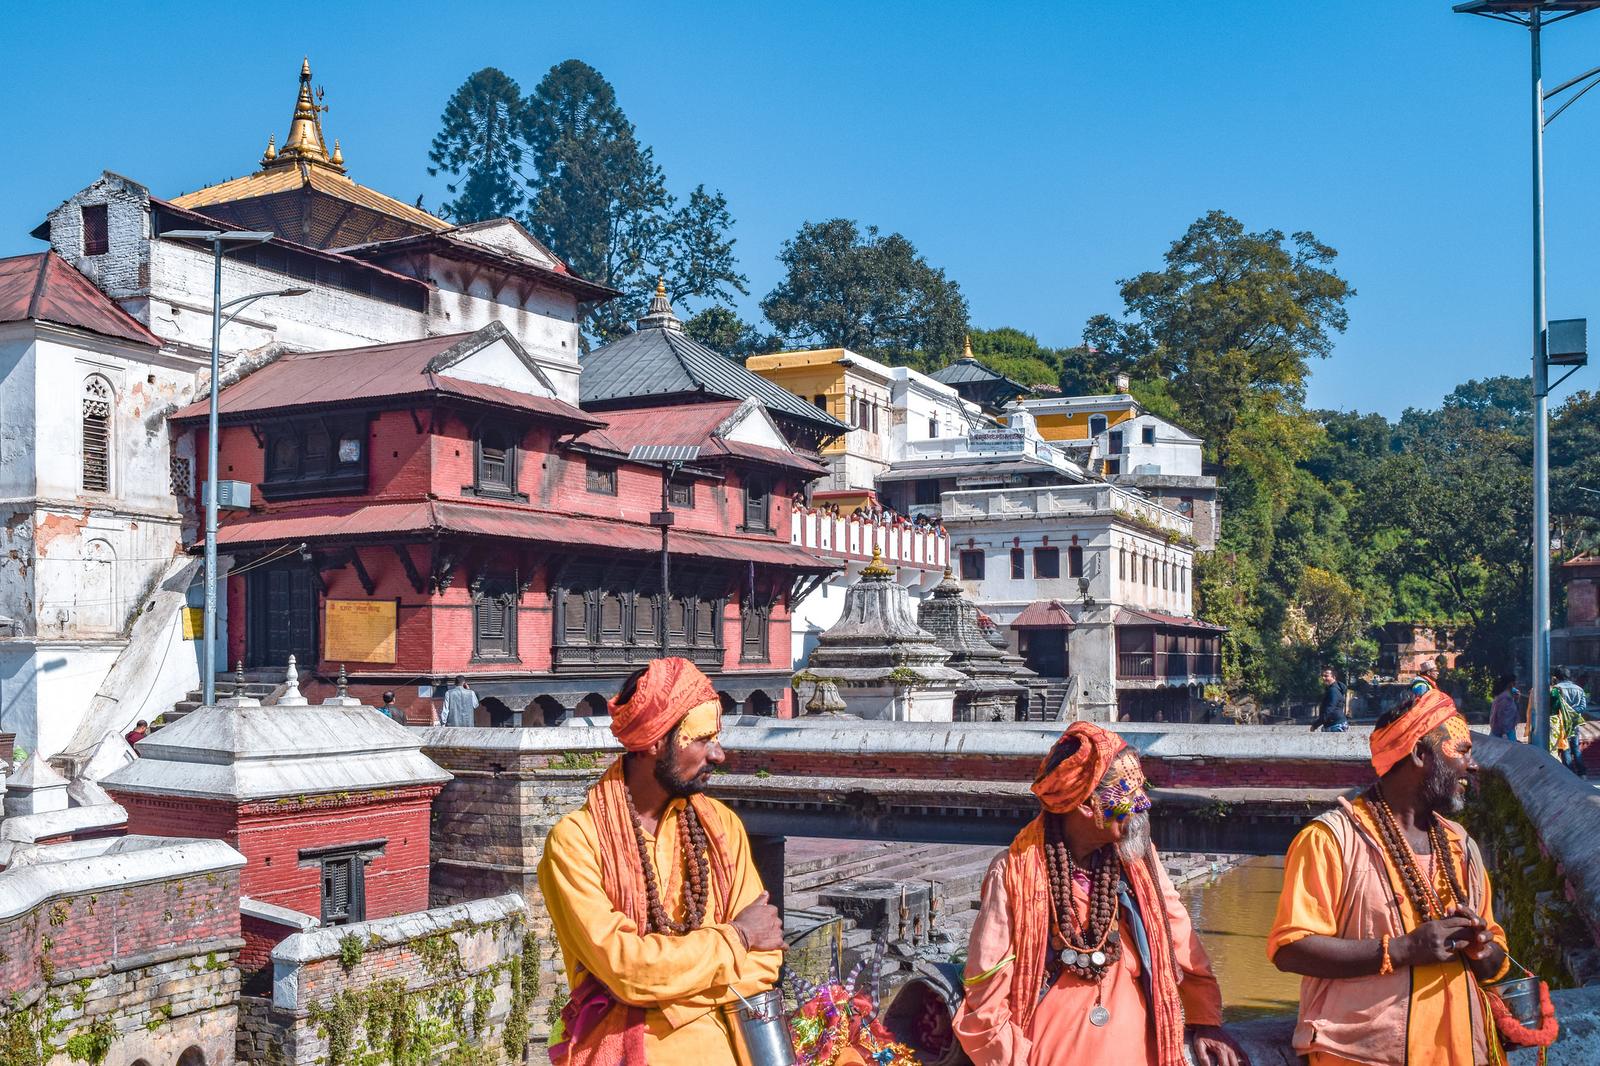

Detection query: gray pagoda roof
(930, 356), (1031, 410)
(100, 703), (449, 803)
(580, 285), (846, 436)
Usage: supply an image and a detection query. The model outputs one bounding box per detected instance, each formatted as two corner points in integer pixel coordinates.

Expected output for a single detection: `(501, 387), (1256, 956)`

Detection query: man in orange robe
(539, 658), (785, 1065)
(1268, 687), (1509, 1066)
(953, 721), (1248, 1066)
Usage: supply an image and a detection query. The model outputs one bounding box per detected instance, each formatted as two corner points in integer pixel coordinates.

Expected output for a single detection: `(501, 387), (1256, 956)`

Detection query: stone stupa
(799, 550), (965, 721)
(918, 570), (1030, 722)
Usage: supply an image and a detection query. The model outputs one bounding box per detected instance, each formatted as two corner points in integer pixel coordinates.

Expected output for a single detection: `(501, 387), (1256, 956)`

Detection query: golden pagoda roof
(170, 58), (448, 248)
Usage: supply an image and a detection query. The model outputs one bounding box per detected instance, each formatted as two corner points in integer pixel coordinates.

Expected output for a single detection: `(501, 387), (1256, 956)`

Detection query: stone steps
(786, 841), (959, 893)
(785, 842), (1000, 914)
(157, 674), (283, 728)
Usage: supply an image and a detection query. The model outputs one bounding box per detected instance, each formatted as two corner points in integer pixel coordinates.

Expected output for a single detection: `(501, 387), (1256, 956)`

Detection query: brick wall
(0, 858), (242, 1066)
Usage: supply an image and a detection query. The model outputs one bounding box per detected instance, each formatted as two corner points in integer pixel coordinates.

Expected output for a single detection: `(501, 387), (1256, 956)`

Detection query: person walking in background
(1488, 675), (1521, 740)
(1411, 658), (1441, 696)
(1310, 669), (1349, 732)
(442, 675), (479, 727)
(378, 691), (404, 724)
(1551, 668), (1588, 776)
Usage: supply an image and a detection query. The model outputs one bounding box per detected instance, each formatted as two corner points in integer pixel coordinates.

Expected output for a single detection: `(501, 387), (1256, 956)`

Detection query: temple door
(247, 563), (317, 669)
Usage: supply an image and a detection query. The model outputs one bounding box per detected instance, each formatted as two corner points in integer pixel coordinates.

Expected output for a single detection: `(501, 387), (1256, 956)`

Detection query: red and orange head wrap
(1370, 687), (1464, 777)
(607, 657), (722, 752)
(1031, 721), (1129, 814)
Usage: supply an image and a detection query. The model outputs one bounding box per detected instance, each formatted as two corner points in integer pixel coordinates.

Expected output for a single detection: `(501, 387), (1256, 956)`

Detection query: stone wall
(421, 729), (602, 1040)
(0, 836), (245, 1066)
(237, 894), (536, 1066)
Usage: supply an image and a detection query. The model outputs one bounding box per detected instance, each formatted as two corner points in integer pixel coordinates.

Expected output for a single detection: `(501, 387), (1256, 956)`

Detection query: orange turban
(1370, 688), (1461, 777)
(1032, 721), (1127, 814)
(608, 657), (719, 752)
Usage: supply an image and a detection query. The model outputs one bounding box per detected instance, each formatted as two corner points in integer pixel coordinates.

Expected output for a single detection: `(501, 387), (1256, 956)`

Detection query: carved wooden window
(82, 377), (112, 493)
(586, 460), (618, 496)
(475, 424), (519, 498)
(669, 479), (694, 508)
(743, 477), (771, 532)
(472, 575), (518, 661)
(261, 417), (367, 500)
(741, 603), (770, 663)
(317, 852), (365, 925)
(81, 204), (109, 256)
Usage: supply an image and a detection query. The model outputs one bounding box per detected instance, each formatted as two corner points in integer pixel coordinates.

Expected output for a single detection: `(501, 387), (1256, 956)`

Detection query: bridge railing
(790, 510), (948, 571)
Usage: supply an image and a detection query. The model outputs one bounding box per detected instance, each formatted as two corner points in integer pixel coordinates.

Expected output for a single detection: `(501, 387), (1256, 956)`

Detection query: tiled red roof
(210, 497), (835, 572)
(1115, 607), (1227, 631)
(170, 324), (601, 429)
(1011, 600), (1077, 629)
(578, 401), (829, 476)
(0, 252), (160, 346)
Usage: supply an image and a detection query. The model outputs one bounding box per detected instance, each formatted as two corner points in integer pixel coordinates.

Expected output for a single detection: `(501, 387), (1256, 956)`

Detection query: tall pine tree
(427, 68), (528, 223)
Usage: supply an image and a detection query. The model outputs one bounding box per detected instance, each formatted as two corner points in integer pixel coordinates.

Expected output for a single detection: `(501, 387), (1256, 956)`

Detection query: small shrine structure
(918, 571), (1030, 722)
(799, 550), (964, 721)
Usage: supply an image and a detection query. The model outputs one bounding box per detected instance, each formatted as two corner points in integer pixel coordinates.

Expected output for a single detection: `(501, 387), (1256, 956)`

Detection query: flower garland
(1483, 978), (1558, 1066)
(788, 981), (920, 1066)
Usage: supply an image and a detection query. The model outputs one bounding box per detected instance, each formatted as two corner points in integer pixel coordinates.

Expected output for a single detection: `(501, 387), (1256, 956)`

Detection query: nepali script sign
(324, 599), (397, 664)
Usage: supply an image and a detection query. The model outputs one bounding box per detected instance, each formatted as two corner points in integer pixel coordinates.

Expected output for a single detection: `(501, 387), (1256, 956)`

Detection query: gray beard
(1422, 754), (1465, 816)
(1116, 810), (1153, 864)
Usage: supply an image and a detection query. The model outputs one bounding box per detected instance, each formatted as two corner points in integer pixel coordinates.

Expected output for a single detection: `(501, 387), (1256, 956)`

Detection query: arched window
(1088, 414), (1108, 437)
(82, 376), (112, 492)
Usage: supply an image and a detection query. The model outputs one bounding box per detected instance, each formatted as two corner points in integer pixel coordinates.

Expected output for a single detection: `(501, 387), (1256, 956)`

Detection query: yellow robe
(1267, 805), (1509, 1066)
(538, 793), (782, 1065)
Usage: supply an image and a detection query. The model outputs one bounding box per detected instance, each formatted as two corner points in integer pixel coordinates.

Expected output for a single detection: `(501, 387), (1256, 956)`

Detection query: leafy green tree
(683, 306), (776, 360)
(963, 327), (1061, 388)
(1083, 209), (1353, 470)
(1553, 389), (1600, 557)
(760, 219), (968, 367)
(667, 186), (748, 314)
(523, 61), (674, 338)
(427, 69), (529, 223)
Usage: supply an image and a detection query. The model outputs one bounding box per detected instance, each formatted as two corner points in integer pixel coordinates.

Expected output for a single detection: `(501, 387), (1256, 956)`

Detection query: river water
(1179, 855), (1303, 1022)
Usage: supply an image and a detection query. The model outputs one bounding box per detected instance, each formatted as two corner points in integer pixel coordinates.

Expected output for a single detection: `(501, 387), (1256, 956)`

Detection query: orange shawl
(560, 758), (740, 1065)
(1002, 818), (1188, 1066)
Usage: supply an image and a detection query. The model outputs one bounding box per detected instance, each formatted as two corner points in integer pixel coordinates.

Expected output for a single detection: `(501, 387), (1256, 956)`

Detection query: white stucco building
(1, 58), (613, 760)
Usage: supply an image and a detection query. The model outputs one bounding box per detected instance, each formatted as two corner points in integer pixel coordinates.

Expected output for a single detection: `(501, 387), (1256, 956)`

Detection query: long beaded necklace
(628, 797), (712, 935)
(1043, 816), (1124, 982)
(1365, 786), (1469, 925)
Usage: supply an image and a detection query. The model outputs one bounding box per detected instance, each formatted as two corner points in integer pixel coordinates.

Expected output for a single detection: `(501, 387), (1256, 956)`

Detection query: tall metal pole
(660, 466), (671, 658)
(1530, 9), (1553, 751)
(203, 239), (223, 706)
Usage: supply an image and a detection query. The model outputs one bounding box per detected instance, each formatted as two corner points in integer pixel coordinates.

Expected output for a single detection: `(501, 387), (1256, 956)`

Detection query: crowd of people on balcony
(791, 496), (946, 532)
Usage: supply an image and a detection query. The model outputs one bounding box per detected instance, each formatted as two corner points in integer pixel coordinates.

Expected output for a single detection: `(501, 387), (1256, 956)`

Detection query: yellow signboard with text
(324, 599), (397, 664)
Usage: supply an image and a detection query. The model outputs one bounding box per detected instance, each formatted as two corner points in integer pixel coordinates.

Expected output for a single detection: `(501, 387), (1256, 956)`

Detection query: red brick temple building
(172, 296), (837, 720)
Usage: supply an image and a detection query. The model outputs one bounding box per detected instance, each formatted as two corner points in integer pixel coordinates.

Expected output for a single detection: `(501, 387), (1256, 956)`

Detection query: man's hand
(1448, 906), (1495, 961)
(731, 892), (785, 952)
(1397, 916), (1477, 966)
(1187, 1024), (1250, 1066)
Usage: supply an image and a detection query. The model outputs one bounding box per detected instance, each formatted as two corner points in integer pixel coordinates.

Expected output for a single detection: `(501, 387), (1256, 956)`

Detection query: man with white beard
(953, 722), (1248, 1066)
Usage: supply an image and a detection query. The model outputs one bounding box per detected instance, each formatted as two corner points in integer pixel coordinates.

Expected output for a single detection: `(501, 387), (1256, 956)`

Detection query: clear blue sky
(6, 1), (1600, 419)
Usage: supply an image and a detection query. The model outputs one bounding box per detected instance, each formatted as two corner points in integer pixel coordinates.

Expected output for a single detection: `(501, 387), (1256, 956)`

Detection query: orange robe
(953, 847), (1223, 1065)
(538, 794), (782, 1065)
(1267, 805), (1509, 1066)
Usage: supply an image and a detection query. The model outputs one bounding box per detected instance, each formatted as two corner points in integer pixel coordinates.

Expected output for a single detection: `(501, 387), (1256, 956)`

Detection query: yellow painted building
(1012, 396), (1140, 443)
(744, 349), (857, 457)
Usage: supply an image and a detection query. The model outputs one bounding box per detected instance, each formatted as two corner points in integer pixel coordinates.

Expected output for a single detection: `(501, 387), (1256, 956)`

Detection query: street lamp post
(1455, 1), (1600, 751)
(161, 228), (307, 704)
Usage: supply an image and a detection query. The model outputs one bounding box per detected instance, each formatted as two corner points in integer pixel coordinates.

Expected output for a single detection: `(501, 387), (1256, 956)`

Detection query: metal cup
(723, 988), (796, 1066)
(1485, 974), (1543, 1029)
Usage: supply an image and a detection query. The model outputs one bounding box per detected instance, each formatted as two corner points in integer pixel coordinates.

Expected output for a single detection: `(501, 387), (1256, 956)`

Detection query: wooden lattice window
(472, 575), (518, 661)
(82, 377), (112, 492)
(318, 853), (364, 925)
(81, 204), (109, 256)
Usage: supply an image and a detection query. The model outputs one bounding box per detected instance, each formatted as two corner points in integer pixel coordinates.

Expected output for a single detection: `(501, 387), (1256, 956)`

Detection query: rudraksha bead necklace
(629, 798), (712, 935)
(1044, 815), (1123, 982)
(1364, 787), (1468, 924)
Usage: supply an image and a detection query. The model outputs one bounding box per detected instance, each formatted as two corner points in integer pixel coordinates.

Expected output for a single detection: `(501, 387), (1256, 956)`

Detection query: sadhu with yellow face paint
(953, 722), (1249, 1066)
(1269, 686), (1511, 1066)
(538, 658), (785, 1065)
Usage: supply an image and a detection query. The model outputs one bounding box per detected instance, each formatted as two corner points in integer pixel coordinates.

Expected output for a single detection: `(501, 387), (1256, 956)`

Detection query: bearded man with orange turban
(1268, 685), (1509, 1066)
(539, 658), (785, 1065)
(953, 722), (1247, 1066)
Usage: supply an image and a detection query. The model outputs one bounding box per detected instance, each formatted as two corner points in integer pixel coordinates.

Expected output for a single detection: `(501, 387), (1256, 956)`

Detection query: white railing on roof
(790, 509), (949, 570)
(938, 483), (1193, 539)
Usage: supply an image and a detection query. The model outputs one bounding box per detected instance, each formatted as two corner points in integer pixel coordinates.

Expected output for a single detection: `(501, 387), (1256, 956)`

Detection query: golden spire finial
(861, 546), (894, 578)
(330, 139), (344, 166)
(963, 333), (974, 359)
(655, 275), (667, 298)
(262, 134), (277, 163)
(267, 56), (344, 173)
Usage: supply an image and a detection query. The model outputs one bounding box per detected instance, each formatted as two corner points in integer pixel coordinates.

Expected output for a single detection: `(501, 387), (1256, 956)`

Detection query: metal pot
(1485, 974), (1543, 1029)
(723, 988), (796, 1066)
